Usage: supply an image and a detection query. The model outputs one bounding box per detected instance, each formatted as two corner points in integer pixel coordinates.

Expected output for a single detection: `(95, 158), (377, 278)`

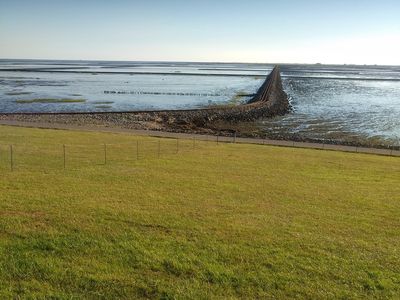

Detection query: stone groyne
(0, 66), (289, 134)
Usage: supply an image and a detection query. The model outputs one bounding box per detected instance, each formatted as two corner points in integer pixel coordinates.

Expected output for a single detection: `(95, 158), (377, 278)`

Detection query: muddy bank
(0, 66), (290, 135)
(258, 131), (399, 150)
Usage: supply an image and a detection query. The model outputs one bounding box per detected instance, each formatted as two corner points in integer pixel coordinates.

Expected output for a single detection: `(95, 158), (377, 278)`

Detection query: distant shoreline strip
(0, 69), (399, 81)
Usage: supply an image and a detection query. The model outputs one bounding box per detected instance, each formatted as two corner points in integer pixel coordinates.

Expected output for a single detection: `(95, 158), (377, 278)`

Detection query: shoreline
(0, 120), (399, 157)
(0, 111), (399, 151)
(0, 66), (292, 140)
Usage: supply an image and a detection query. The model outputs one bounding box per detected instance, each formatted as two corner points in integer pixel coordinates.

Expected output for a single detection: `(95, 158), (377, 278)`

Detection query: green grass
(15, 98), (86, 104)
(0, 125), (399, 299)
(230, 91), (255, 104)
(5, 91), (32, 96)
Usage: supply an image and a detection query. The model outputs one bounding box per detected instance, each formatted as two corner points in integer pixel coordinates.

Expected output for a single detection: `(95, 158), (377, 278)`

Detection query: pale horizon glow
(1, 0), (400, 65)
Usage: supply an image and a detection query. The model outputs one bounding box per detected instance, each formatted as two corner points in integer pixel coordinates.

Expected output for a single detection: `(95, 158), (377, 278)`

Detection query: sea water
(0, 60), (399, 144)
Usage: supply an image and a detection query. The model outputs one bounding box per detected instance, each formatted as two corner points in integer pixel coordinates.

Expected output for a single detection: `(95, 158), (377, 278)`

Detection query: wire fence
(0, 137), (207, 172)
(0, 134), (399, 172)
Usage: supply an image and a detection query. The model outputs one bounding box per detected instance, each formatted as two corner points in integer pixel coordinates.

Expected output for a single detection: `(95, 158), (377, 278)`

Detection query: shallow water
(0, 60), (399, 144)
(263, 76), (400, 144)
(0, 60), (266, 112)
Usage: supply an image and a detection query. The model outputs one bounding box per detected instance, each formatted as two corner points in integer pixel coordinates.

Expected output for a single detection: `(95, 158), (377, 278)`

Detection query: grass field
(0, 125), (399, 299)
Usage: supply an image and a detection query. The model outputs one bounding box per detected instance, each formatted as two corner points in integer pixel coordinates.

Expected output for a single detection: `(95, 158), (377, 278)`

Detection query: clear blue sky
(1, 0), (399, 64)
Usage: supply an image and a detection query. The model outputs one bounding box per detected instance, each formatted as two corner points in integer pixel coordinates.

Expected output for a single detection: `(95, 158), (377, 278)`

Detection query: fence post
(10, 145), (13, 172)
(104, 144), (107, 165)
(137, 141), (139, 160)
(397, 138), (400, 156)
(63, 144), (66, 169)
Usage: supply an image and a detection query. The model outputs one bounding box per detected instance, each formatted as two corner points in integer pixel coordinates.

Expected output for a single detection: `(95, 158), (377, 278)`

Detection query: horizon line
(0, 57), (399, 67)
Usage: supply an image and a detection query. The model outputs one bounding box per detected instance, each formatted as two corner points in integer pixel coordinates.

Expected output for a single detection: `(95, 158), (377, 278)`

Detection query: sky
(1, 0), (400, 64)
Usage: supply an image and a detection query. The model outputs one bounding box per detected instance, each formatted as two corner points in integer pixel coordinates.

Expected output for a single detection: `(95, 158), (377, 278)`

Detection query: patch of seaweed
(15, 98), (86, 104)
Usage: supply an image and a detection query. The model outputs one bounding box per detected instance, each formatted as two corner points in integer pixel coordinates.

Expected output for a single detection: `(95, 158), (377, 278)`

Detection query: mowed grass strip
(0, 125), (399, 299)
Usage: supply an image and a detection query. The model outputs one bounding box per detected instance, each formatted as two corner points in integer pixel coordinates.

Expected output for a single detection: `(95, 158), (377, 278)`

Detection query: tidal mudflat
(1, 60), (399, 146)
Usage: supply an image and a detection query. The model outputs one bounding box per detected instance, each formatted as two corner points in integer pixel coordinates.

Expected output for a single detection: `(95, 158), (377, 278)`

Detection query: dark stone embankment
(0, 66), (290, 135)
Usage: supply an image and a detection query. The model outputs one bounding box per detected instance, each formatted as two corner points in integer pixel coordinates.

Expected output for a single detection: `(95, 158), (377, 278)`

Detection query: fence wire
(0, 136), (398, 173)
(0, 137), (212, 172)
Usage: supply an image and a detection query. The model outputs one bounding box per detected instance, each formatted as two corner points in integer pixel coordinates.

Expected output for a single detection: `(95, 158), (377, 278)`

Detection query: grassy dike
(0, 125), (399, 299)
